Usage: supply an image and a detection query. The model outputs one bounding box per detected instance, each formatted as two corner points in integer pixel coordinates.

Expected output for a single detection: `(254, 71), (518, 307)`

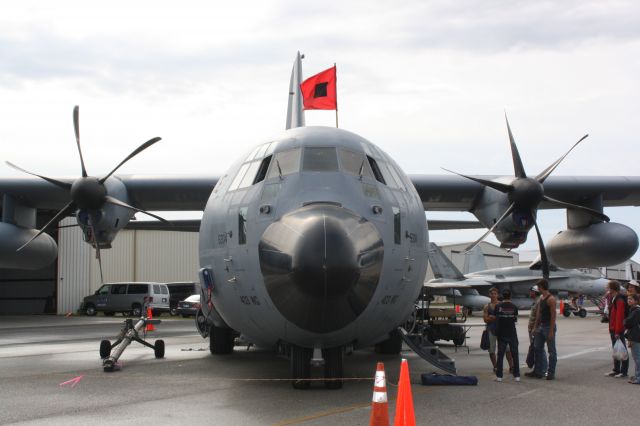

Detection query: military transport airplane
(1, 52), (639, 388)
(426, 242), (609, 310)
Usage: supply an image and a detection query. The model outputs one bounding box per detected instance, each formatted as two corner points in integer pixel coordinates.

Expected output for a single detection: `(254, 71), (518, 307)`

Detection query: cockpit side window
(367, 156), (386, 184)
(253, 155), (272, 185)
(266, 148), (301, 180)
(303, 147), (339, 171)
(339, 149), (373, 178)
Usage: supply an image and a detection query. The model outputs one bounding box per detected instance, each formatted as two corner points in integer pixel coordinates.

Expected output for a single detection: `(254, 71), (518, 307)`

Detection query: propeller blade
(5, 161), (72, 191)
(73, 106), (89, 178)
(536, 134), (589, 183)
(104, 195), (171, 224)
(89, 217), (104, 284)
(17, 202), (77, 251)
(100, 137), (162, 183)
(533, 219), (550, 279)
(505, 113), (527, 178)
(465, 202), (517, 252)
(442, 168), (513, 194)
(543, 195), (610, 222)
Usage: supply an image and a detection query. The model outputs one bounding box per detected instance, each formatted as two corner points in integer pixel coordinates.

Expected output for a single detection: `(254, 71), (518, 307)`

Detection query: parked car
(167, 282), (200, 316)
(80, 282), (170, 316)
(176, 294), (200, 317)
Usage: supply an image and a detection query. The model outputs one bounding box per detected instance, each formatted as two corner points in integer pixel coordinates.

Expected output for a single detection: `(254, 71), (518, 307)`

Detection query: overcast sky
(1, 0), (639, 260)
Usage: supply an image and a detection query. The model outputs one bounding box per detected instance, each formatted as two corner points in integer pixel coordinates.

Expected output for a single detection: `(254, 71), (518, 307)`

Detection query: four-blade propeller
(445, 114), (609, 279)
(6, 105), (167, 282)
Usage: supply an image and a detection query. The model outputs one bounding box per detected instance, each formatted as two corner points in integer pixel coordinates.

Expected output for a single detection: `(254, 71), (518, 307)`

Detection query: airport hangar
(1, 218), (636, 315)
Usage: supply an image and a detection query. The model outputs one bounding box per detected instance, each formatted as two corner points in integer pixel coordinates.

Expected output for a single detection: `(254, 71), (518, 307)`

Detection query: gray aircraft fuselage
(198, 126), (429, 350)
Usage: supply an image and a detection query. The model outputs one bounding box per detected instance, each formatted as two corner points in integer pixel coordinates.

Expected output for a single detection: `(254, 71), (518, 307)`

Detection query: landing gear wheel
(154, 340), (165, 358)
(578, 308), (587, 318)
(562, 308), (571, 318)
(209, 325), (234, 355)
(85, 304), (97, 316)
(290, 346), (312, 389)
(375, 330), (403, 355)
(99, 340), (111, 359)
(323, 347), (344, 389)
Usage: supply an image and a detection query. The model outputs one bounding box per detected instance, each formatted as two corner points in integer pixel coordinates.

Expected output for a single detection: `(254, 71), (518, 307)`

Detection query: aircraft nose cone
(259, 203), (384, 333)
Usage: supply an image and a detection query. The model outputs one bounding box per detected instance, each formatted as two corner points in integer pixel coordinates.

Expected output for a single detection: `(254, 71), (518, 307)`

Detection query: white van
(81, 282), (170, 316)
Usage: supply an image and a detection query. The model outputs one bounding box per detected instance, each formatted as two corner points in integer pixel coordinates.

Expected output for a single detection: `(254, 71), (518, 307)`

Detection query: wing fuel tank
(547, 222), (638, 268)
(0, 223), (57, 269)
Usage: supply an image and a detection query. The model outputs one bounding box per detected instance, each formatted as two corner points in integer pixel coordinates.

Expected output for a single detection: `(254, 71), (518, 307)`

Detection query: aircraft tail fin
(463, 245), (487, 273)
(286, 51), (305, 130)
(428, 243), (465, 280)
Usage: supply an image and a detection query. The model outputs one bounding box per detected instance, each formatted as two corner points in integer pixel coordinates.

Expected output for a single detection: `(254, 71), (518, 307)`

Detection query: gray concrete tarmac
(0, 312), (637, 425)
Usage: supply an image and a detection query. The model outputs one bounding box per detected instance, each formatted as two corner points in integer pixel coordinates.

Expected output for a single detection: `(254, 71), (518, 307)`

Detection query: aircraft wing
(409, 174), (640, 211)
(423, 282), (474, 289)
(0, 175), (218, 211)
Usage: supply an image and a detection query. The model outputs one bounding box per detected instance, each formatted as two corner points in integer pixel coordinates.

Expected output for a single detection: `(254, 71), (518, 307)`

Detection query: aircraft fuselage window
(239, 207), (248, 244)
(367, 156), (386, 184)
(239, 160), (262, 189)
(302, 147), (339, 172)
(393, 206), (401, 244)
(339, 149), (373, 178)
(229, 163), (250, 191)
(253, 155), (272, 185)
(266, 148), (301, 179)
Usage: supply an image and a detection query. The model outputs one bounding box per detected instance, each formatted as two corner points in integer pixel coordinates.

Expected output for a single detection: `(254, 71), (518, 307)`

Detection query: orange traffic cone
(370, 362), (390, 426)
(559, 300), (565, 316)
(145, 307), (155, 332)
(394, 359), (415, 426)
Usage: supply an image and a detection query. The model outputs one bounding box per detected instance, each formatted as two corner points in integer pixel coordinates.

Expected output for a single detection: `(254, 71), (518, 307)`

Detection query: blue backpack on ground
(421, 372), (478, 386)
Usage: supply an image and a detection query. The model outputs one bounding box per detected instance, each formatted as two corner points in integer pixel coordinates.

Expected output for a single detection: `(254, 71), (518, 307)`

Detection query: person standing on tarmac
(494, 289), (520, 382)
(526, 286), (547, 373)
(528, 278), (557, 380)
(624, 294), (640, 384)
(605, 280), (629, 378)
(484, 287), (514, 374)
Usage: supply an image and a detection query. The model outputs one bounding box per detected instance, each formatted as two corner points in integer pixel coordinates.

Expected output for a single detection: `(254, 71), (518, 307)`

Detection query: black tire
(154, 340), (165, 358)
(103, 311), (115, 317)
(99, 340), (111, 359)
(562, 309), (571, 318)
(323, 347), (343, 389)
(209, 325), (234, 355)
(85, 304), (97, 316)
(290, 346), (312, 390)
(579, 308), (587, 318)
(131, 304), (142, 317)
(170, 307), (178, 316)
(375, 330), (403, 355)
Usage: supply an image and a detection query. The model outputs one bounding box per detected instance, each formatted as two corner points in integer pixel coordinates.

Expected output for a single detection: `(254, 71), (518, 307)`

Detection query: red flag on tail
(300, 66), (337, 110)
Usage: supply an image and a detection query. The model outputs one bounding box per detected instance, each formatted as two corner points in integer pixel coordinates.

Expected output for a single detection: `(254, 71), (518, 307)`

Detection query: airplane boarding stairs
(398, 326), (457, 374)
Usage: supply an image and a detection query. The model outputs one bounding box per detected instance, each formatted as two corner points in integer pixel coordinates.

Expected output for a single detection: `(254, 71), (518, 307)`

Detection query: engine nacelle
(0, 222), (58, 269)
(547, 222), (638, 268)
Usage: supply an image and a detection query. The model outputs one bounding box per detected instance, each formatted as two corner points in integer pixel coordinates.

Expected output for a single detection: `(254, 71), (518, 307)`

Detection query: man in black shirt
(494, 289), (520, 382)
